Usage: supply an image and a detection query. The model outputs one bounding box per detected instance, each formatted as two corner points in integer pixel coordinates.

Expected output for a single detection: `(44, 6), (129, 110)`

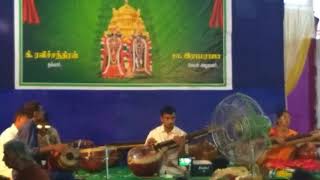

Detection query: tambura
(50, 147), (80, 170)
(79, 146), (118, 171)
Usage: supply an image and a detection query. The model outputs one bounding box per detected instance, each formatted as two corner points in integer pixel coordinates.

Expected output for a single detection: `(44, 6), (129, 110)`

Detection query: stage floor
(75, 166), (210, 180)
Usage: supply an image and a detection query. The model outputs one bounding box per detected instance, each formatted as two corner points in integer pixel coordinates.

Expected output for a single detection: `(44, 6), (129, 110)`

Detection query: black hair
(22, 101), (41, 119)
(276, 109), (288, 119)
(160, 105), (176, 116)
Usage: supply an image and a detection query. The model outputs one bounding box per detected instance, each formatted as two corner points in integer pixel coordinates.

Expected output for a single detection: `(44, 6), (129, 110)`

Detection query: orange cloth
(268, 127), (298, 137)
(264, 127), (298, 162)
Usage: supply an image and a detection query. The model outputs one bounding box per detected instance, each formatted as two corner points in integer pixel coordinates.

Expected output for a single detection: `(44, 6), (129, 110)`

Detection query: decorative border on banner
(14, 0), (232, 90)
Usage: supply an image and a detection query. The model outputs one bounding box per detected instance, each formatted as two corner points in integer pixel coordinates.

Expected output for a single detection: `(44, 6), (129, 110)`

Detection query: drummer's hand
(146, 138), (157, 146)
(51, 144), (68, 153)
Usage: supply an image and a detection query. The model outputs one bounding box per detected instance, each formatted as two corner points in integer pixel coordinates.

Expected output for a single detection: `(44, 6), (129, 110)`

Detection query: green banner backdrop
(15, 0), (232, 89)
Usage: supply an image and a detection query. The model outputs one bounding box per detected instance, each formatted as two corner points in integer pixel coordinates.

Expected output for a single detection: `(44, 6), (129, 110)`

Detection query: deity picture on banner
(100, 0), (152, 79)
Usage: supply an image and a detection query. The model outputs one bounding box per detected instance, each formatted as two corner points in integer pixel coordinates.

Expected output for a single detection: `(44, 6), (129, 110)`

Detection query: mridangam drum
(79, 146), (119, 171)
(49, 147), (80, 170)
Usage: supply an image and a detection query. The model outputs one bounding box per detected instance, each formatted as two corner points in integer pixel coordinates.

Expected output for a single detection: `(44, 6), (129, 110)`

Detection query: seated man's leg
(160, 160), (187, 176)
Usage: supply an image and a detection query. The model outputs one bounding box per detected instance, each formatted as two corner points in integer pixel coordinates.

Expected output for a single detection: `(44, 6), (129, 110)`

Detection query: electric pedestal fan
(210, 93), (271, 177)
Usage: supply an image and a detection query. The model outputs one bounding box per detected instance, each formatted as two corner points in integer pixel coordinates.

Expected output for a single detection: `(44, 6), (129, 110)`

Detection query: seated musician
(36, 112), (61, 149)
(35, 112), (61, 165)
(145, 105), (187, 176)
(36, 112), (76, 180)
(264, 110), (298, 163)
(17, 101), (67, 156)
(18, 101), (74, 180)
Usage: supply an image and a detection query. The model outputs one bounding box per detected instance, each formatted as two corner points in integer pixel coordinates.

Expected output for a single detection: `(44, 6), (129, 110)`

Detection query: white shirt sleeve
(0, 132), (15, 145)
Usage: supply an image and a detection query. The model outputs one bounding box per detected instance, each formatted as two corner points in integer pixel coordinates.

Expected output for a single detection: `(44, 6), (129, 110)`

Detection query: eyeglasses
(36, 124), (51, 129)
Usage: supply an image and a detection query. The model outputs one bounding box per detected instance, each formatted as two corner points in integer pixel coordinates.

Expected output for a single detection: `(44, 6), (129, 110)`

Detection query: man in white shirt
(145, 105), (187, 176)
(0, 109), (29, 179)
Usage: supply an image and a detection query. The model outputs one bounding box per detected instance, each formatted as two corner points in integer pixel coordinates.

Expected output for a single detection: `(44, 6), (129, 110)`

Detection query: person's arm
(268, 127), (286, 145)
(173, 135), (186, 156)
(37, 144), (54, 153)
(145, 131), (157, 146)
(38, 143), (67, 153)
(269, 136), (286, 145)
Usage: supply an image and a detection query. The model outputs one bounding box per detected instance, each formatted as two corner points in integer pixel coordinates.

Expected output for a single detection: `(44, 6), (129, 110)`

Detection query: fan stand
(248, 142), (263, 179)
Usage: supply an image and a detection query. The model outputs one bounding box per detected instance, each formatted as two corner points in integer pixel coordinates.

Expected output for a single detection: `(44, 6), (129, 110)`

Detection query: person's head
(160, 105), (176, 131)
(276, 110), (291, 128)
(35, 112), (51, 137)
(22, 101), (44, 121)
(13, 109), (29, 130)
(2, 140), (33, 170)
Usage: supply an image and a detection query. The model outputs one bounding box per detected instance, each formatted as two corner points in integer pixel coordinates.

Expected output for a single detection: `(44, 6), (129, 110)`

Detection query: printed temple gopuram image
(100, 0), (152, 79)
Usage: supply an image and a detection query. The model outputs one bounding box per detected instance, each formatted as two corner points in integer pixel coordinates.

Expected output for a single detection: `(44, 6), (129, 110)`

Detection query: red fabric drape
(209, 0), (223, 29)
(23, 0), (40, 24)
